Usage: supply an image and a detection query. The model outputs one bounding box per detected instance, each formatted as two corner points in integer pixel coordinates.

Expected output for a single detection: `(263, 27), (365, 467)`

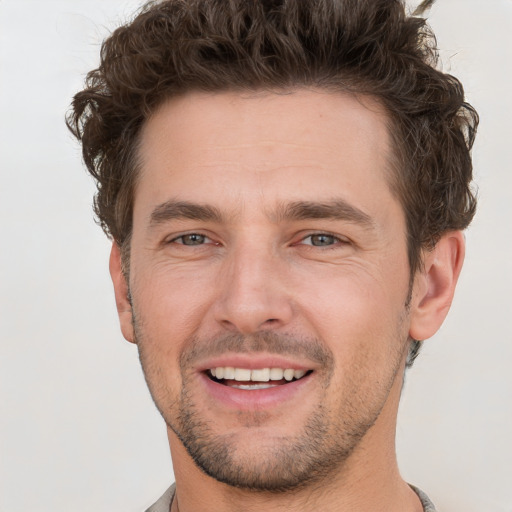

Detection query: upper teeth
(209, 367), (307, 382)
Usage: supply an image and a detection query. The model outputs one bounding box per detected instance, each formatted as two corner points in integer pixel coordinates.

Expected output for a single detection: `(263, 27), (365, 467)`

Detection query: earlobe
(109, 242), (136, 343)
(409, 231), (465, 341)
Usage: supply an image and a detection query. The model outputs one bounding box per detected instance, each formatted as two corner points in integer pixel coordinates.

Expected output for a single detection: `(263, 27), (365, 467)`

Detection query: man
(67, 0), (478, 510)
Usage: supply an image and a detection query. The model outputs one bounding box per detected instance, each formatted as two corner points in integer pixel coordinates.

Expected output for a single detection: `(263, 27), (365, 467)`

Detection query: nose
(213, 243), (294, 334)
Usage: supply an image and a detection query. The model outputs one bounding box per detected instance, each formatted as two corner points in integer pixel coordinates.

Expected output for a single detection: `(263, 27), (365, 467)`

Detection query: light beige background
(1, 1), (510, 510)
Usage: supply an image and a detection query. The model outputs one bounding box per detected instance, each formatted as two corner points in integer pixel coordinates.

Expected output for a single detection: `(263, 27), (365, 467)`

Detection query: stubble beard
(134, 322), (409, 493)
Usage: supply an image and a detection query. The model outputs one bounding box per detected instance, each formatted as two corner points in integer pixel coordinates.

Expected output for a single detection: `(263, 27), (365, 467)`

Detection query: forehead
(135, 89), (395, 218)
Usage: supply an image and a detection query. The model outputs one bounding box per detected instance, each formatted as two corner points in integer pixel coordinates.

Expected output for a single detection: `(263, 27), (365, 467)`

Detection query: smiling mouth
(207, 367), (313, 390)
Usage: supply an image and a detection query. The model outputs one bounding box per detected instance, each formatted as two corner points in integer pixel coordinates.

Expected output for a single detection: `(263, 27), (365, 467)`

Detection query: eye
(302, 233), (343, 247)
(172, 233), (211, 246)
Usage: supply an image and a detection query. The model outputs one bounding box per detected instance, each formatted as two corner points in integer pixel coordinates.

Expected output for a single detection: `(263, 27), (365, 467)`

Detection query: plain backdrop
(1, 1), (511, 511)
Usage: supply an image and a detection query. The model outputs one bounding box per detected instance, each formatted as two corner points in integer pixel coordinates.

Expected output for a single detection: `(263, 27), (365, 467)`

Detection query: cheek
(299, 264), (405, 325)
(131, 270), (207, 401)
(132, 262), (218, 340)
(295, 265), (409, 368)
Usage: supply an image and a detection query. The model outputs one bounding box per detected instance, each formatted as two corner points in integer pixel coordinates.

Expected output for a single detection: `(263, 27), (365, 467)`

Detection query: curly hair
(67, 0), (477, 283)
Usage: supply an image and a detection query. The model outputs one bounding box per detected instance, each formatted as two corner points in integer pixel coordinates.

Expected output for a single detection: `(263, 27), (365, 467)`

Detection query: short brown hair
(67, 0), (477, 278)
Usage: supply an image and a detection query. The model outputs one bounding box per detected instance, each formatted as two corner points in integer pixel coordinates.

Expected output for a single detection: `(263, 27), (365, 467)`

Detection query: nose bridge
(214, 237), (293, 333)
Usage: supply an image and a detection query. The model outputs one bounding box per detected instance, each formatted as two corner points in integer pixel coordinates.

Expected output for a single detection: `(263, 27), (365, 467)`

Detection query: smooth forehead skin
(134, 89), (400, 240)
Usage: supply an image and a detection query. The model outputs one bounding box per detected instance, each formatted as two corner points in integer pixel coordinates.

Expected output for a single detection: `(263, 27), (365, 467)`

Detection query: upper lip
(196, 353), (315, 372)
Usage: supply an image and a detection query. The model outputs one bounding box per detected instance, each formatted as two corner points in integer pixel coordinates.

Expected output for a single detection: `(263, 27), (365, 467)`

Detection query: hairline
(119, 86), (421, 277)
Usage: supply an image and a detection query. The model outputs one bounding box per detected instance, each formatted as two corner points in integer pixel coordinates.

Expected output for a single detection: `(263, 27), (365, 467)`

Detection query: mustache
(179, 331), (334, 369)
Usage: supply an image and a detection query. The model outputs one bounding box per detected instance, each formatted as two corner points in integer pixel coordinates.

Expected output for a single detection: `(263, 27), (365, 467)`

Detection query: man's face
(124, 90), (414, 490)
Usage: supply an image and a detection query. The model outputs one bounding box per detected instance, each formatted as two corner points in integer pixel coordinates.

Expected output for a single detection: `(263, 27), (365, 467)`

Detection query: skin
(110, 89), (465, 511)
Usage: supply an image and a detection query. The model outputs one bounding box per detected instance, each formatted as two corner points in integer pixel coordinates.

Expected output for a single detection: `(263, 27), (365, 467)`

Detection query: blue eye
(175, 234), (208, 245)
(304, 234), (339, 246)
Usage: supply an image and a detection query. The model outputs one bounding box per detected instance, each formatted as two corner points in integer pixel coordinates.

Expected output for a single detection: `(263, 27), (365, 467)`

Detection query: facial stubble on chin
(133, 312), (410, 493)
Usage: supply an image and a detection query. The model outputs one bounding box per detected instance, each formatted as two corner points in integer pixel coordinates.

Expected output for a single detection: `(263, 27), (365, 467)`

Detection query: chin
(167, 398), (368, 493)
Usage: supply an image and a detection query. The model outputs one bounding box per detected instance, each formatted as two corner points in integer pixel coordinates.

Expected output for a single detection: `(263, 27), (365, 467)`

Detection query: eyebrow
(272, 200), (374, 228)
(149, 198), (374, 229)
(149, 200), (224, 226)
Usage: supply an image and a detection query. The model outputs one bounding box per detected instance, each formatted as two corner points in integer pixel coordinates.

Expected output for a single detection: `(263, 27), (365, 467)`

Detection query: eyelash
(167, 232), (348, 249)
(168, 233), (215, 246)
(298, 232), (349, 248)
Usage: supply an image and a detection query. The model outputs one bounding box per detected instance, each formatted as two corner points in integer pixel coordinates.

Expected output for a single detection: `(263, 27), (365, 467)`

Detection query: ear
(409, 231), (465, 341)
(109, 242), (135, 343)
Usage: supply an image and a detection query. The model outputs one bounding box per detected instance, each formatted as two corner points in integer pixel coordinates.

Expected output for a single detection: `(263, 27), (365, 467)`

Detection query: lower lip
(199, 372), (313, 410)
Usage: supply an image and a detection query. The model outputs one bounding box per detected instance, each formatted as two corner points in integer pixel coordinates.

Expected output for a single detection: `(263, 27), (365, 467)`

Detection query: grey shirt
(145, 483), (438, 511)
